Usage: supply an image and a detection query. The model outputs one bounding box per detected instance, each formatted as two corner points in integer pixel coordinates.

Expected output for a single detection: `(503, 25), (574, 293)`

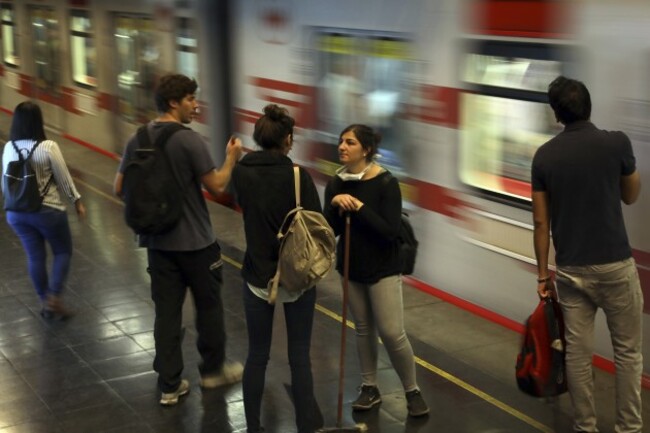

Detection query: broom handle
(336, 213), (352, 428)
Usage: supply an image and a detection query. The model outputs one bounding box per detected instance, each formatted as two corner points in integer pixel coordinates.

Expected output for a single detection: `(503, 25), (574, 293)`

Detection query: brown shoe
(46, 295), (74, 320)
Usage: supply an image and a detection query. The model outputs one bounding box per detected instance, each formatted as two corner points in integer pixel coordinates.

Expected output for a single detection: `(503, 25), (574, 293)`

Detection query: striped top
(2, 139), (81, 211)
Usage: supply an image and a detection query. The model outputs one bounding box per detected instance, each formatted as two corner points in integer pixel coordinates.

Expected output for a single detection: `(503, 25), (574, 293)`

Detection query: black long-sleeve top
(232, 150), (323, 288)
(324, 170), (402, 283)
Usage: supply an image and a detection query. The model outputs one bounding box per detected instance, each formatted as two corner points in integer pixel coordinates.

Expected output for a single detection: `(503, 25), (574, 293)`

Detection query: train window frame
(70, 9), (97, 88)
(459, 40), (571, 208)
(30, 6), (60, 92)
(1, 3), (19, 67)
(312, 27), (414, 176)
(176, 17), (199, 83)
(114, 13), (158, 123)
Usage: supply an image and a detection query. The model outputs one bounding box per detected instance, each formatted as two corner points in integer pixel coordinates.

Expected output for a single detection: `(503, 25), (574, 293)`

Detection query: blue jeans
(242, 283), (322, 433)
(147, 242), (226, 393)
(6, 206), (72, 301)
(557, 258), (643, 433)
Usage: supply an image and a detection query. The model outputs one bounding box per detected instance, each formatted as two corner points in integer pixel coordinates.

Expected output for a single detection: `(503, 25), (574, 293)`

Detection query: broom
(317, 214), (367, 433)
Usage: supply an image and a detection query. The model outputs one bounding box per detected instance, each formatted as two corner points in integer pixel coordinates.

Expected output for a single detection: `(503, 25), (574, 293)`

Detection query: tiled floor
(0, 131), (648, 432)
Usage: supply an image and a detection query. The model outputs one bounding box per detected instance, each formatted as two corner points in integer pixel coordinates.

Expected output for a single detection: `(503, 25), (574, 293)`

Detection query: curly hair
(154, 74), (198, 113)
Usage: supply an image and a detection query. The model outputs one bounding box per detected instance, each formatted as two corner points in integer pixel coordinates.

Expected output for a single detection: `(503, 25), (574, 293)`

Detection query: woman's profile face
(338, 131), (365, 166)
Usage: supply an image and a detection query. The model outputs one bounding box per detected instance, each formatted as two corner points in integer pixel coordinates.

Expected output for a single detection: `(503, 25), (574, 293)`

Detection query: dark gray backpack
(121, 123), (187, 235)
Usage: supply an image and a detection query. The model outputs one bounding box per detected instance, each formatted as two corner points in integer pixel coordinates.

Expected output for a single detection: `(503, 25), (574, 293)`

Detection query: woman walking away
(1, 101), (86, 319)
(232, 104), (325, 433)
(324, 124), (429, 418)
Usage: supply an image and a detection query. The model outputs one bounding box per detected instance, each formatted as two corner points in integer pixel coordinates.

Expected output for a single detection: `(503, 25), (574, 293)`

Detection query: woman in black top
(231, 104), (323, 433)
(323, 124), (429, 417)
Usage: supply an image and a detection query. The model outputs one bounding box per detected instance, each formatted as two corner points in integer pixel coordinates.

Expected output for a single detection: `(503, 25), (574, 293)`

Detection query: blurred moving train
(1, 0), (649, 379)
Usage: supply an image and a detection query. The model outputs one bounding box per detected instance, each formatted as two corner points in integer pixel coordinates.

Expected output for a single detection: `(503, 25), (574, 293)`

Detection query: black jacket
(232, 150), (323, 288)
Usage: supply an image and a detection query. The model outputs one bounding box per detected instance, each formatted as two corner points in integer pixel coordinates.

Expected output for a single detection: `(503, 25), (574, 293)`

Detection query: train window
(459, 41), (566, 203)
(115, 15), (158, 122)
(1, 3), (19, 66)
(31, 7), (60, 92)
(176, 17), (198, 81)
(315, 31), (412, 174)
(70, 10), (97, 87)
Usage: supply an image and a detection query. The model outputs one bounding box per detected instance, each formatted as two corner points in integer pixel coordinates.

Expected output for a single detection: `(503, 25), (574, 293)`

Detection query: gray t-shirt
(118, 121), (216, 251)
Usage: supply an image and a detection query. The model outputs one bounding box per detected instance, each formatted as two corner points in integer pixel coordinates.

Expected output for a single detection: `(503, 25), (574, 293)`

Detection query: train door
(30, 6), (64, 132)
(112, 14), (158, 152)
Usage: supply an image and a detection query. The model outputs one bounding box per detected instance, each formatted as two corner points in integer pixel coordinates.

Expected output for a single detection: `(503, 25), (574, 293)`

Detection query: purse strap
(268, 166), (302, 305)
(293, 166), (301, 208)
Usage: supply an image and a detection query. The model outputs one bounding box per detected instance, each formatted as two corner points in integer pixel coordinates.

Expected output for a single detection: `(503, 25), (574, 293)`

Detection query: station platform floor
(0, 129), (648, 433)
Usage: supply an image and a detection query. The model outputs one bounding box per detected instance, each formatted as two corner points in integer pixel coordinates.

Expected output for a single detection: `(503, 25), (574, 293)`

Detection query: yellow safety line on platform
(79, 177), (552, 433)
(205, 251), (553, 433)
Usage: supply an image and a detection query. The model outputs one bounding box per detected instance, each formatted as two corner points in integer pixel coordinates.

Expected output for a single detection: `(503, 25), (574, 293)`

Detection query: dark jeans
(147, 241), (226, 393)
(6, 207), (72, 301)
(242, 284), (323, 433)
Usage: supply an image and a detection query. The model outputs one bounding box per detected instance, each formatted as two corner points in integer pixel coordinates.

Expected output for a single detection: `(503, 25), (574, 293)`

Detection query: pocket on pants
(600, 274), (633, 311)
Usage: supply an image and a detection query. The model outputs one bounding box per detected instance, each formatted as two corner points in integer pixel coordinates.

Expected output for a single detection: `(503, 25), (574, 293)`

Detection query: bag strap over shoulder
(268, 166), (303, 305)
(136, 122), (186, 151)
(11, 140), (42, 162)
(293, 166), (301, 208)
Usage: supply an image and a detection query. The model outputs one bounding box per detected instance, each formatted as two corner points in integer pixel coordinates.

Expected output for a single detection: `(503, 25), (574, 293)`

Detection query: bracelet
(537, 276), (551, 283)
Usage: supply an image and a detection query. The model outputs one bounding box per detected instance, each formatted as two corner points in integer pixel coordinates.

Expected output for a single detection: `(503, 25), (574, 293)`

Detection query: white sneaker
(160, 379), (190, 406)
(200, 361), (244, 388)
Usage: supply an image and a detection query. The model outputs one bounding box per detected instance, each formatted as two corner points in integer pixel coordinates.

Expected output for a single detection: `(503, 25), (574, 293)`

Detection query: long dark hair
(9, 101), (47, 141)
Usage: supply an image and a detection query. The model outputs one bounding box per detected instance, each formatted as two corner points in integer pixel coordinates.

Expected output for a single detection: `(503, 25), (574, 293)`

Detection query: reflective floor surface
(0, 129), (648, 432)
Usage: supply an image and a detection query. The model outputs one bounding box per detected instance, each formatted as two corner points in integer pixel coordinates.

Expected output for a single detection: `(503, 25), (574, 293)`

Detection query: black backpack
(3, 140), (53, 212)
(380, 174), (418, 275)
(398, 211), (418, 275)
(121, 123), (187, 235)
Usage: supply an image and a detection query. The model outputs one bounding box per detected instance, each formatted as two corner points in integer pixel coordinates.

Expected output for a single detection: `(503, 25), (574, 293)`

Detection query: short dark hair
(10, 101), (47, 141)
(253, 104), (295, 150)
(154, 74), (198, 113)
(548, 76), (591, 124)
(339, 124), (381, 162)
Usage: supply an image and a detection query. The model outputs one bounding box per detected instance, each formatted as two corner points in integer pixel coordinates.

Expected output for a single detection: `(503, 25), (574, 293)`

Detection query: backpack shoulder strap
(136, 123), (187, 151)
(136, 126), (153, 150)
(10, 140), (42, 162)
(10, 141), (24, 161)
(293, 166), (301, 208)
(154, 123), (187, 149)
(26, 140), (43, 160)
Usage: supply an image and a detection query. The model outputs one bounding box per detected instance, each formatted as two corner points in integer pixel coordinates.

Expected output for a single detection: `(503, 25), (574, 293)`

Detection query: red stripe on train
(467, 0), (573, 39)
(406, 275), (650, 389)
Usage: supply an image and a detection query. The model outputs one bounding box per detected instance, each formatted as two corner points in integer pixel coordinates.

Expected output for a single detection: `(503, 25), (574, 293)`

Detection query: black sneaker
(352, 384), (381, 410)
(406, 389), (429, 417)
